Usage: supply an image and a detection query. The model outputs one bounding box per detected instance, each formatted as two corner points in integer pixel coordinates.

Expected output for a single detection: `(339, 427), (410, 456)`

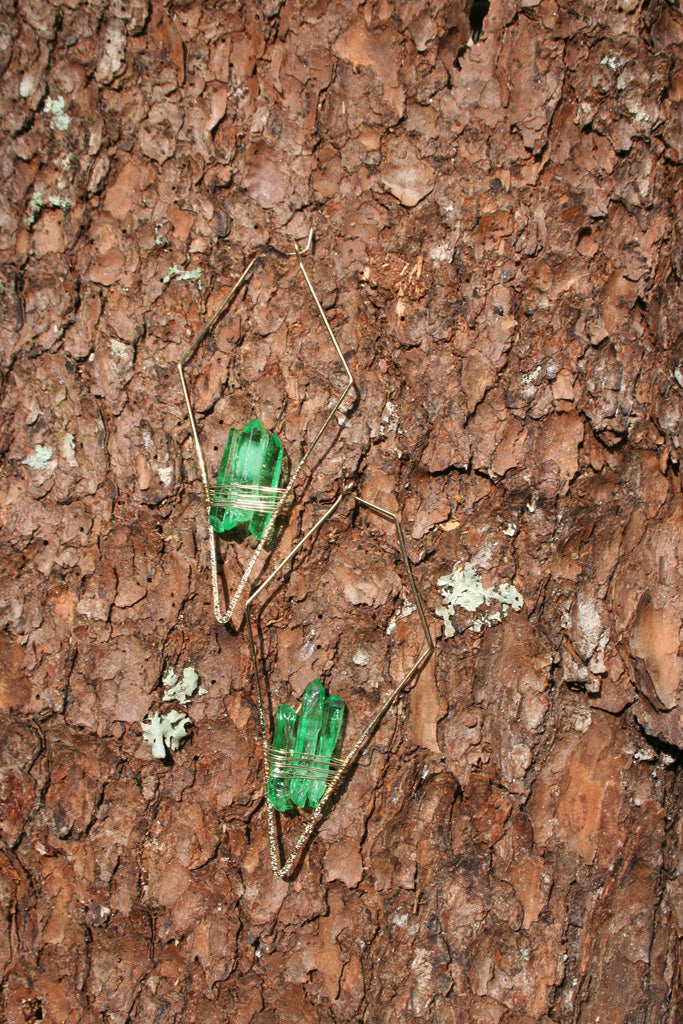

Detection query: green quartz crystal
(267, 704), (297, 812)
(307, 695), (345, 808)
(266, 681), (347, 814)
(208, 418), (284, 541)
(289, 678), (325, 808)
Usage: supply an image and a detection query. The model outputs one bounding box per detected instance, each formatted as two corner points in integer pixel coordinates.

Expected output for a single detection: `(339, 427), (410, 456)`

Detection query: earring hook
(178, 229), (354, 625)
(245, 486), (434, 879)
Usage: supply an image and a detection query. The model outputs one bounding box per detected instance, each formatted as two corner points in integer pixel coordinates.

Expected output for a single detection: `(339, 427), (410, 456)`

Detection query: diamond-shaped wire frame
(245, 480), (435, 879)
(178, 232), (354, 626)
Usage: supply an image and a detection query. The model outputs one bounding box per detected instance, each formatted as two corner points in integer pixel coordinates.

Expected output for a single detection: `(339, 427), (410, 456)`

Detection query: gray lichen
(23, 444), (55, 471)
(25, 189), (72, 227)
(141, 710), (191, 759)
(141, 665), (204, 758)
(162, 665), (204, 705)
(436, 562), (524, 637)
(44, 95), (71, 132)
(162, 265), (203, 291)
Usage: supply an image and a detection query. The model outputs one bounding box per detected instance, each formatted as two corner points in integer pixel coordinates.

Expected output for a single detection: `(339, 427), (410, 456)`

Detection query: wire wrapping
(266, 745), (344, 782)
(209, 481), (289, 515)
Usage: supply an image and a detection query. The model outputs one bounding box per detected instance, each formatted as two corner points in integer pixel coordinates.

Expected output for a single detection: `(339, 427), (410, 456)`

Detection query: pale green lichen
(163, 265), (203, 291)
(23, 444), (55, 471)
(521, 365), (542, 386)
(141, 710), (191, 759)
(26, 191), (44, 227)
(109, 339), (129, 360)
(155, 220), (168, 246)
(142, 665), (206, 757)
(386, 596), (417, 636)
(600, 54), (624, 73)
(162, 665), (205, 705)
(26, 190), (72, 227)
(436, 562), (524, 637)
(47, 192), (72, 210)
(44, 95), (71, 131)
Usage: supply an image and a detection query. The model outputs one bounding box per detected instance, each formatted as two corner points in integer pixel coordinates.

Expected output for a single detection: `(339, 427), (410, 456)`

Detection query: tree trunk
(1, 1), (682, 1021)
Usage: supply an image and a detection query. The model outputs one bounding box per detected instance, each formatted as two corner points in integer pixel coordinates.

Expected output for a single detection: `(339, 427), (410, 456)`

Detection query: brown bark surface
(2, 0), (683, 1021)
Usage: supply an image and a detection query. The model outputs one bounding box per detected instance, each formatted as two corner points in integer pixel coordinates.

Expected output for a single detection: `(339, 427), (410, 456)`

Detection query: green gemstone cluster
(267, 679), (345, 812)
(208, 418), (284, 541)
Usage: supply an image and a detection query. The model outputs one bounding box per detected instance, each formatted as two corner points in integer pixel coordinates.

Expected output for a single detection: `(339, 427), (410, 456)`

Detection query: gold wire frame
(245, 478), (435, 879)
(178, 231), (354, 626)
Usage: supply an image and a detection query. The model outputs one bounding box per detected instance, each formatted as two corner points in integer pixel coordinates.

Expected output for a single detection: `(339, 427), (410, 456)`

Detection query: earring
(177, 232), (354, 626)
(245, 478), (435, 879)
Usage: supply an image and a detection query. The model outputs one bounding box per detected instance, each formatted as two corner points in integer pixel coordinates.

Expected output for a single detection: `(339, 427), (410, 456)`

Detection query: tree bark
(1, 0), (682, 1021)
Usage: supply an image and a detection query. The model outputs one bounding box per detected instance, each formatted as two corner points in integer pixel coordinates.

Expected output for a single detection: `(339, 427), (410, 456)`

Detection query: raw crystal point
(308, 695), (345, 808)
(208, 418), (284, 541)
(267, 704), (297, 812)
(289, 678), (325, 808)
(265, 680), (347, 813)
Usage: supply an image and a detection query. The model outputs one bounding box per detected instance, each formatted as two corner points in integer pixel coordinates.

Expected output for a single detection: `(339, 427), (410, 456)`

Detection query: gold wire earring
(245, 477), (435, 879)
(178, 231), (354, 626)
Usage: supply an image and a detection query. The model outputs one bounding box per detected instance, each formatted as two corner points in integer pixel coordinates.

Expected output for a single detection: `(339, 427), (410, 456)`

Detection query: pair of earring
(178, 233), (434, 878)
